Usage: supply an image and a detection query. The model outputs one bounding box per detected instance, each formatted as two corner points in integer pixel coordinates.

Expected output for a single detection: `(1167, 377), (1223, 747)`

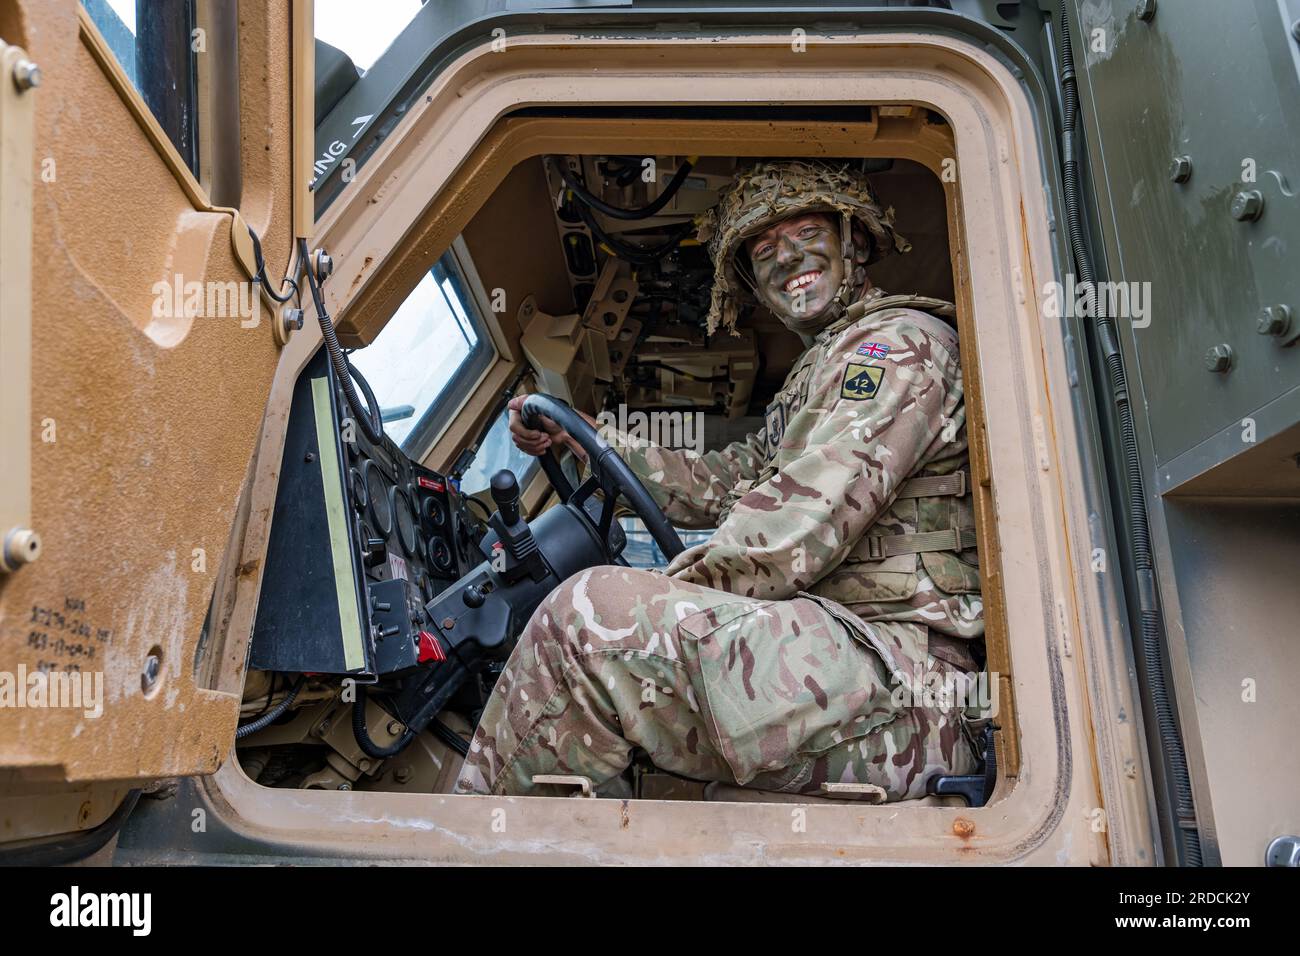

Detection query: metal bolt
(142, 653), (162, 692)
(1136, 0), (1157, 22)
(2, 527), (42, 571)
(281, 306), (304, 335)
(12, 59), (41, 91)
(1168, 155), (1192, 183)
(338, 782), (352, 791)
(387, 720), (404, 737)
(313, 249), (333, 280)
(1204, 344), (1234, 373)
(304, 451), (315, 463)
(1257, 304), (1292, 338)
(394, 766), (413, 784)
(1293, 19), (1300, 43)
(1230, 189), (1264, 222)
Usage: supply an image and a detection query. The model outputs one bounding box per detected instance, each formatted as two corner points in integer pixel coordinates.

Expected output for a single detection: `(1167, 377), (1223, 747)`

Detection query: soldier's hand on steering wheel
(508, 393), (594, 463)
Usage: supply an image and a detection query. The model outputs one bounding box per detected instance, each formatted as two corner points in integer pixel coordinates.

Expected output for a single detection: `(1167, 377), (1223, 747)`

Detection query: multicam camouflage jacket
(603, 288), (984, 642)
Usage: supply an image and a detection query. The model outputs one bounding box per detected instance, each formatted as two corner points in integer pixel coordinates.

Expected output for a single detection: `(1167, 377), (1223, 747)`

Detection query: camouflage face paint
(746, 212), (846, 332)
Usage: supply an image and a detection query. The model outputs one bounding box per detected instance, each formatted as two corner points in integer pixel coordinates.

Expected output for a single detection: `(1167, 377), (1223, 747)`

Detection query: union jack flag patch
(857, 341), (891, 359)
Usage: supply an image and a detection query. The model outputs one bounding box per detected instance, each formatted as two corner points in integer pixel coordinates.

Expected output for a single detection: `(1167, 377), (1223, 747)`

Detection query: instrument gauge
(350, 467), (367, 511)
(424, 497), (446, 527)
(392, 487), (418, 555)
(364, 460), (392, 537)
(429, 536), (453, 573)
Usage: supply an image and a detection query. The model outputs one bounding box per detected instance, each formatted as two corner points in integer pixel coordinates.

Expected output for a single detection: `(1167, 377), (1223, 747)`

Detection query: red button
(417, 630), (446, 664)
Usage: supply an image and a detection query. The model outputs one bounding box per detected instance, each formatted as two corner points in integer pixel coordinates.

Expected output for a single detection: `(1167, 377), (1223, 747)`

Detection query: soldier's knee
(544, 565), (640, 619)
(520, 567), (620, 654)
(525, 565), (660, 655)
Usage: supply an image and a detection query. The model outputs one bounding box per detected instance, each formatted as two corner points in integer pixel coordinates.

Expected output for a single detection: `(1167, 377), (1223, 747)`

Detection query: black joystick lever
(486, 469), (546, 584)
(491, 470), (522, 526)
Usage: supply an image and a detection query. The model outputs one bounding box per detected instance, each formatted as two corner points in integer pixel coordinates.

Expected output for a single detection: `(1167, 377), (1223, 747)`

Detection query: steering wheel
(521, 394), (685, 562)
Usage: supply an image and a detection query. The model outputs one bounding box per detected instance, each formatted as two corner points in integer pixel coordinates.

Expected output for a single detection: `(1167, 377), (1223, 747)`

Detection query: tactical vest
(741, 292), (981, 624)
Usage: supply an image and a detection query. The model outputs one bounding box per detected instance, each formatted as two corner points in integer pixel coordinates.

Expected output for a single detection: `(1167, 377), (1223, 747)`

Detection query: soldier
(456, 161), (986, 799)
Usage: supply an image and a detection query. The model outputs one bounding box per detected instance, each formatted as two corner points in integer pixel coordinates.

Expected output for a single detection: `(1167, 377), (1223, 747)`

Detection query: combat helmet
(695, 160), (910, 334)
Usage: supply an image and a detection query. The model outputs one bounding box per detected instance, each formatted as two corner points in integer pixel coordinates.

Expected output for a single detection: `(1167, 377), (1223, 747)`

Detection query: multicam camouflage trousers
(455, 566), (979, 798)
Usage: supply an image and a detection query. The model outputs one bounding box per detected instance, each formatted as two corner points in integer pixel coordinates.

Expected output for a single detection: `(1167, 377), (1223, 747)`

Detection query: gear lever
(491, 469), (522, 527)
(487, 470), (545, 583)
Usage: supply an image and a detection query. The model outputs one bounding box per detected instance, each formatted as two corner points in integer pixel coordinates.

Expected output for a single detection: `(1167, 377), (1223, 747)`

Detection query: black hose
(555, 156), (696, 221)
(235, 676), (306, 739)
(1056, 10), (1200, 865)
(463, 494), (492, 522)
(298, 237), (385, 445)
(346, 359), (383, 436)
(430, 717), (471, 757)
(574, 198), (695, 266)
(601, 157), (642, 188)
(352, 685), (415, 759)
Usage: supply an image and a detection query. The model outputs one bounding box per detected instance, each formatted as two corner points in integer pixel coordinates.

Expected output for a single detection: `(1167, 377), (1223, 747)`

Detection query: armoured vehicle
(0, 0), (1296, 867)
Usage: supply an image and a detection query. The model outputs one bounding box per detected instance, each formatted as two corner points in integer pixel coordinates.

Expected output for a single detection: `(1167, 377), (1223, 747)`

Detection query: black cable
(352, 685), (415, 759)
(600, 157), (642, 188)
(247, 226), (300, 304)
(574, 198), (695, 266)
(247, 671), (278, 723)
(298, 237), (385, 445)
(555, 155), (696, 220)
(464, 495), (492, 521)
(430, 717), (471, 757)
(235, 676), (306, 739)
(346, 359), (383, 438)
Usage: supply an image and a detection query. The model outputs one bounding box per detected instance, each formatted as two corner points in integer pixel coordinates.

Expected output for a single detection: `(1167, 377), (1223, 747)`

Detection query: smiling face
(745, 211), (868, 332)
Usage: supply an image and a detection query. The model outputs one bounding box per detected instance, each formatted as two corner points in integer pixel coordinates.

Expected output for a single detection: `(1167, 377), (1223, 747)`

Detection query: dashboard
(249, 346), (483, 680)
(247, 343), (625, 762)
(343, 410), (481, 674)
